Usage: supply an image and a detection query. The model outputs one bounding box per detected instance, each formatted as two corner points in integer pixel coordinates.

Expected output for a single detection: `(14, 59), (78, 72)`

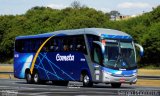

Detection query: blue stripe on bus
(101, 34), (132, 40)
(102, 67), (137, 76)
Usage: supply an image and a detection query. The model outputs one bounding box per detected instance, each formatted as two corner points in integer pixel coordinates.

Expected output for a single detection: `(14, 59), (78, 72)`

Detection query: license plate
(119, 78), (126, 82)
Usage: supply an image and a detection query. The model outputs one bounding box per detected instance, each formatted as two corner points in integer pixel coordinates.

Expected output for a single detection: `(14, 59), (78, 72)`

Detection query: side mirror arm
(135, 43), (144, 57)
(93, 41), (105, 54)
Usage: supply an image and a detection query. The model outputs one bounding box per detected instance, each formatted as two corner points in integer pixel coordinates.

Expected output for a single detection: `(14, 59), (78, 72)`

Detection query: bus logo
(56, 53), (74, 61)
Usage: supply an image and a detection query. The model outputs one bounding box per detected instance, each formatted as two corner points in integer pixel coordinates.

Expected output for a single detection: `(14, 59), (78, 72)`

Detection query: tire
(52, 81), (69, 86)
(82, 74), (93, 87)
(32, 70), (46, 84)
(25, 71), (32, 84)
(111, 83), (121, 88)
(32, 71), (40, 84)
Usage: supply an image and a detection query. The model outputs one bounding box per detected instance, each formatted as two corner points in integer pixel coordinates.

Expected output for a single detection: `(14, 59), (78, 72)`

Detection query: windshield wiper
(114, 53), (121, 68)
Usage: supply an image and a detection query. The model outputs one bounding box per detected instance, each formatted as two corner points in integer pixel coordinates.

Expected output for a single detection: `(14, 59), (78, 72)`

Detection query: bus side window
(86, 34), (100, 51)
(52, 38), (60, 52)
(92, 44), (103, 65)
(68, 38), (74, 51)
(70, 38), (76, 51)
(75, 35), (87, 54)
(15, 40), (24, 52)
(24, 40), (30, 52)
(62, 37), (69, 52)
(63, 45), (69, 51)
(61, 36), (75, 52)
(50, 38), (57, 51)
(31, 39), (36, 52)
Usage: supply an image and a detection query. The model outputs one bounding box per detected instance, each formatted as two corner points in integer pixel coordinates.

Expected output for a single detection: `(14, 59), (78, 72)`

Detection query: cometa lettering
(56, 54), (74, 61)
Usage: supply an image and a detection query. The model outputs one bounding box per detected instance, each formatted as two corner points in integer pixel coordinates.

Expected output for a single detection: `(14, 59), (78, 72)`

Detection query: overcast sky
(0, 0), (159, 15)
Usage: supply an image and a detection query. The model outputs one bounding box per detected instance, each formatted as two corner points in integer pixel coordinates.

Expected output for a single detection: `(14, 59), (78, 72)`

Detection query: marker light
(101, 39), (106, 46)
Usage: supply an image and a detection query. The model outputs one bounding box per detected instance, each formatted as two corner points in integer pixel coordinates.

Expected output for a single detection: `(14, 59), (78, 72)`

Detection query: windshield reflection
(103, 41), (136, 69)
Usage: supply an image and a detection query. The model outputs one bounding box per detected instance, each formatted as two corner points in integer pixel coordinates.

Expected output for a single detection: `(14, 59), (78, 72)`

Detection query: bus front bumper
(102, 71), (137, 84)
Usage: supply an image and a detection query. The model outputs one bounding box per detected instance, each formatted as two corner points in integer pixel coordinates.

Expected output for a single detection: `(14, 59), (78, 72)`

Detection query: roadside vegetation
(0, 2), (159, 68)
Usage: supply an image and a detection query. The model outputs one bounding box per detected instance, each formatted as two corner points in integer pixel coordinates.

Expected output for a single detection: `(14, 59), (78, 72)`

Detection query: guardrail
(0, 72), (13, 74)
(138, 75), (160, 80)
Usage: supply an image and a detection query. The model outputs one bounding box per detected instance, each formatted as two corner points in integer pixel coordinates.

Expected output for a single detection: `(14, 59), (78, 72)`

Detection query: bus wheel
(25, 71), (32, 84)
(82, 74), (93, 87)
(33, 71), (40, 84)
(111, 83), (121, 88)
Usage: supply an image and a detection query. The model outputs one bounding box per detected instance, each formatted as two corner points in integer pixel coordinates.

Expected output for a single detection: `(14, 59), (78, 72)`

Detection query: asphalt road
(0, 79), (160, 96)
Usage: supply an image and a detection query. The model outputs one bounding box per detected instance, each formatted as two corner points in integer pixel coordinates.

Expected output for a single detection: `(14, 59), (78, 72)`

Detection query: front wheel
(82, 74), (93, 87)
(111, 83), (121, 88)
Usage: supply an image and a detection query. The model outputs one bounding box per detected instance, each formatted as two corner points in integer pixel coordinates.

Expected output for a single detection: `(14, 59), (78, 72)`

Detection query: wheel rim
(84, 75), (89, 84)
(34, 73), (38, 83)
(26, 73), (31, 81)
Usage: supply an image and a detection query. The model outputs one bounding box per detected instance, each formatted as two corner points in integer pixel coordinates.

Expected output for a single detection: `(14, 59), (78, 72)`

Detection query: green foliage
(141, 22), (160, 65)
(111, 6), (160, 66)
(0, 5), (159, 66)
(0, 6), (110, 63)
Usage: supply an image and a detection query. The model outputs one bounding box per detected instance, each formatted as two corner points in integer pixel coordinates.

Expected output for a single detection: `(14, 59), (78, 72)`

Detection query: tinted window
(15, 35), (87, 54)
(91, 43), (103, 64)
(75, 35), (87, 54)
(15, 38), (45, 53)
(86, 34), (100, 51)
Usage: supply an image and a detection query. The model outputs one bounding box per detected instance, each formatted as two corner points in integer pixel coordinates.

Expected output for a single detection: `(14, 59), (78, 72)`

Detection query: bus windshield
(103, 41), (136, 69)
(120, 42), (136, 68)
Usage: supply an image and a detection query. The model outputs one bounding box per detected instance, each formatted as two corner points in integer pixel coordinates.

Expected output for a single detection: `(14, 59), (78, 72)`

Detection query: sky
(0, 0), (159, 16)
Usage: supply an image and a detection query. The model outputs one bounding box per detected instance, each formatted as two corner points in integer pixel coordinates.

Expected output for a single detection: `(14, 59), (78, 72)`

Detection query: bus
(14, 28), (144, 88)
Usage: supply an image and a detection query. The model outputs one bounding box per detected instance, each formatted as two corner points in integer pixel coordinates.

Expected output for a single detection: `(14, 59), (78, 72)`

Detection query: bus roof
(15, 28), (132, 40)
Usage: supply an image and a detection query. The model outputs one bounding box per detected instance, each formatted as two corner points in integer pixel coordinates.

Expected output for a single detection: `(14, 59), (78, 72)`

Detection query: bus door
(91, 41), (104, 82)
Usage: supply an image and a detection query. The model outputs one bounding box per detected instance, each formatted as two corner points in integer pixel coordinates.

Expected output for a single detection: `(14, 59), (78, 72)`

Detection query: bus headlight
(102, 70), (112, 82)
(102, 70), (112, 75)
(133, 73), (137, 76)
(105, 72), (112, 75)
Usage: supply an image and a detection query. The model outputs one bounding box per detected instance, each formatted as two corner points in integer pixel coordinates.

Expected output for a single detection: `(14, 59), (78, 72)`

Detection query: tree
(70, 1), (81, 9)
(109, 10), (120, 20)
(0, 4), (160, 66)
(141, 22), (160, 65)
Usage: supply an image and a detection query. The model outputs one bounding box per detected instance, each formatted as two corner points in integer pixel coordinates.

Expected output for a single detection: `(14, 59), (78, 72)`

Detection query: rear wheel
(111, 83), (121, 88)
(33, 71), (39, 84)
(25, 71), (32, 84)
(32, 70), (46, 84)
(82, 74), (93, 87)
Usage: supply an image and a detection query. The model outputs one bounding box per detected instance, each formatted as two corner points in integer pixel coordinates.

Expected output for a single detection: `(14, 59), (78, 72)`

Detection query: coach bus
(14, 28), (144, 88)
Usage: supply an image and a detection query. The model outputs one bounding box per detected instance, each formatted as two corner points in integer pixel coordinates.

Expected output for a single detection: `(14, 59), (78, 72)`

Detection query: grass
(0, 65), (13, 72)
(0, 74), (15, 79)
(0, 65), (14, 79)
(136, 79), (160, 87)
(138, 69), (160, 76)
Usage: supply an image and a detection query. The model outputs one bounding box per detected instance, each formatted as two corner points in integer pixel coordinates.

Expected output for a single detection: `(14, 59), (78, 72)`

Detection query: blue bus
(14, 28), (143, 87)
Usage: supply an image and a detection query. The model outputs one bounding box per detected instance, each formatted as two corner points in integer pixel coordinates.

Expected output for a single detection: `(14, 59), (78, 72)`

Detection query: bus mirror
(135, 43), (144, 57)
(93, 41), (105, 54)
